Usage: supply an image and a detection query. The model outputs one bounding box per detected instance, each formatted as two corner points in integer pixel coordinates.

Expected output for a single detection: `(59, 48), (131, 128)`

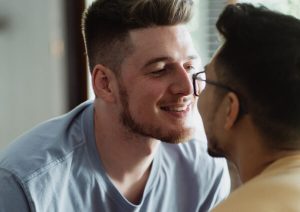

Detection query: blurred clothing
(212, 155), (300, 212)
(0, 101), (230, 212)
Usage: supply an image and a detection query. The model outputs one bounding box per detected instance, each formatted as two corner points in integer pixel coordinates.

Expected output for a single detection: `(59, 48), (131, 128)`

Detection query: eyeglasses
(192, 70), (235, 96)
(192, 70), (247, 116)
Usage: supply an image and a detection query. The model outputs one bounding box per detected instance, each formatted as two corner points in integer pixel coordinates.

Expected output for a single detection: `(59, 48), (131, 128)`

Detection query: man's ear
(224, 92), (240, 130)
(92, 64), (117, 103)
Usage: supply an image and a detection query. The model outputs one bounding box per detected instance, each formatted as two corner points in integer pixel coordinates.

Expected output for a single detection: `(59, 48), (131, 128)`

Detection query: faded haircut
(82, 0), (194, 74)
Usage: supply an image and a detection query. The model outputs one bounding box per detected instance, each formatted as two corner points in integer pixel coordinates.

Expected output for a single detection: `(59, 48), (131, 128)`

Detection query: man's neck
(94, 109), (160, 203)
(233, 136), (296, 183)
(235, 148), (275, 183)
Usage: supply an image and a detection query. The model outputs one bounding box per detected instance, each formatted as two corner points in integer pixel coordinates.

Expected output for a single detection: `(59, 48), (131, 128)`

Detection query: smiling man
(0, 0), (230, 211)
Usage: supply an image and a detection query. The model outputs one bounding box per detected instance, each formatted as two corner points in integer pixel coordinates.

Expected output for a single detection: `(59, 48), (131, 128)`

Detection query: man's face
(117, 25), (201, 143)
(197, 52), (227, 157)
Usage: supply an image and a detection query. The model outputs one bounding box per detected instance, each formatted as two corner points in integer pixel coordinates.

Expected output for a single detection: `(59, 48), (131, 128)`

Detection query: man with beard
(193, 3), (300, 211)
(0, 0), (230, 211)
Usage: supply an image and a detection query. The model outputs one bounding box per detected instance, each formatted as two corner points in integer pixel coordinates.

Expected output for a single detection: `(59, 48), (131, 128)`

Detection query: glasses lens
(195, 72), (206, 95)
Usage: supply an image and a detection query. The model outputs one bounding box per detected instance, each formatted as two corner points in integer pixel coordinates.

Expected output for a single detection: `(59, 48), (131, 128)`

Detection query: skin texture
(117, 25), (201, 144)
(91, 25), (201, 203)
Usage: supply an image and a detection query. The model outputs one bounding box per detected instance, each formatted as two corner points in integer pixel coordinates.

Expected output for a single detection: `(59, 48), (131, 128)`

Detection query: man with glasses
(0, 0), (230, 211)
(194, 3), (300, 211)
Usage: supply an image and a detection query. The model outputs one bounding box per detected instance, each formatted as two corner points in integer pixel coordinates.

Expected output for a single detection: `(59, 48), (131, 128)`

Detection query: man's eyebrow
(187, 55), (199, 60)
(143, 55), (199, 68)
(143, 57), (172, 68)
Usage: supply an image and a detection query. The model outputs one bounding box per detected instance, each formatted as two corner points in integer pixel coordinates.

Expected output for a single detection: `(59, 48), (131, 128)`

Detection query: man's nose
(169, 66), (193, 96)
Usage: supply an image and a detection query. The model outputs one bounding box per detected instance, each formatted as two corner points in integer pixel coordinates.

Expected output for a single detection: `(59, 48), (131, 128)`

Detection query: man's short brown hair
(82, 0), (194, 73)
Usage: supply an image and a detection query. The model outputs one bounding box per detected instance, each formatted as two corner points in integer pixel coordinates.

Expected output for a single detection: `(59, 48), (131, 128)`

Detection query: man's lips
(161, 104), (190, 112)
(160, 103), (192, 117)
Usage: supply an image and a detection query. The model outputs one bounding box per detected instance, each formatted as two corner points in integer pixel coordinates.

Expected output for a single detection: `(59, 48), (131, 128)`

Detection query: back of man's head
(82, 0), (194, 74)
(215, 3), (300, 149)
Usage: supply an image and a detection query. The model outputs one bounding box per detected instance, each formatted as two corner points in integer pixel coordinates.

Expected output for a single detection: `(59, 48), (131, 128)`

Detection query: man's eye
(186, 65), (196, 72)
(150, 69), (167, 76)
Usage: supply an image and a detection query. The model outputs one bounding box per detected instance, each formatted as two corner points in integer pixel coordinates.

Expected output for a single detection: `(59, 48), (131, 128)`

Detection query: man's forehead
(205, 61), (215, 76)
(125, 25), (200, 66)
(205, 45), (223, 75)
(143, 54), (201, 67)
(128, 25), (193, 48)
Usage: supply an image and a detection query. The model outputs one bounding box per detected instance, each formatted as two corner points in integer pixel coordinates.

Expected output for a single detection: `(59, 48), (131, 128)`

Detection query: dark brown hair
(82, 0), (194, 73)
(216, 3), (300, 149)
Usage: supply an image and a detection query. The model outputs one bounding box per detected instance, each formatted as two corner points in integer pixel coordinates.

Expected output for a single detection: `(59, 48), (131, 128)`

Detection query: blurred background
(0, 0), (299, 150)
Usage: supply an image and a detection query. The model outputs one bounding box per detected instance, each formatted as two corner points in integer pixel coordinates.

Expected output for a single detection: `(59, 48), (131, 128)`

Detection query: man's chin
(159, 127), (194, 144)
(207, 147), (225, 158)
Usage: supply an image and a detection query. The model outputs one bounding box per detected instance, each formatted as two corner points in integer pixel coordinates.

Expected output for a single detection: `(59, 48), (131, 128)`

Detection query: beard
(118, 82), (193, 144)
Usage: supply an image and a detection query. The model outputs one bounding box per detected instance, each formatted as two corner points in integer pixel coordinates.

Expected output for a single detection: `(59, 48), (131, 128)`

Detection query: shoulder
(212, 170), (300, 212)
(0, 168), (31, 211)
(0, 100), (93, 182)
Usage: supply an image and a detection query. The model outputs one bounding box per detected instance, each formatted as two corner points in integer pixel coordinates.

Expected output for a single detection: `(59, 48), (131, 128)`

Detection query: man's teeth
(162, 106), (188, 112)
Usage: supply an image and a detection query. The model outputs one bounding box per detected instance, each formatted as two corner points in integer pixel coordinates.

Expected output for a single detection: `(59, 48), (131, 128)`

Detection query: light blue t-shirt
(0, 101), (230, 212)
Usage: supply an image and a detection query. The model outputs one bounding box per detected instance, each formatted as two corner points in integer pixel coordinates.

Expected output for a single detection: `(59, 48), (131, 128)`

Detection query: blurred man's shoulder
(0, 100), (94, 182)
